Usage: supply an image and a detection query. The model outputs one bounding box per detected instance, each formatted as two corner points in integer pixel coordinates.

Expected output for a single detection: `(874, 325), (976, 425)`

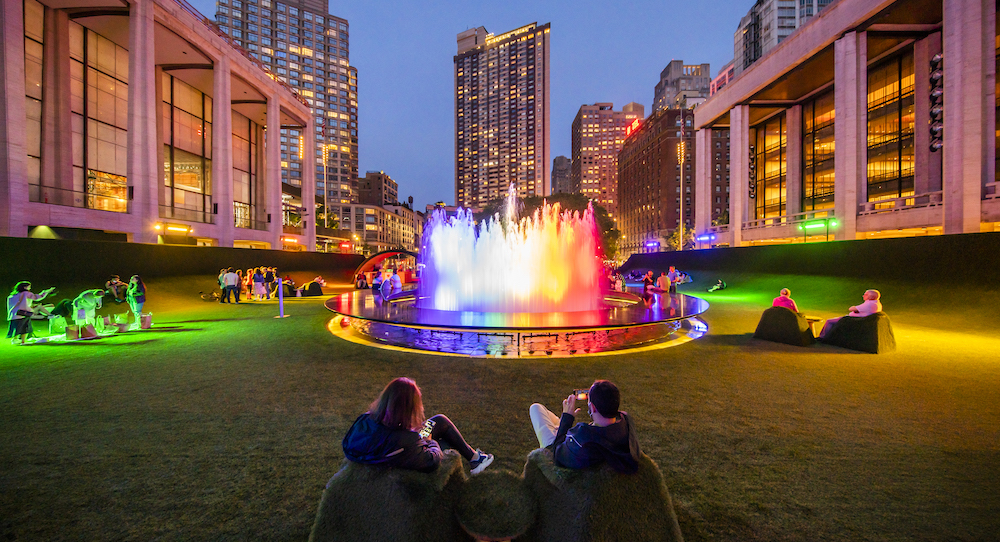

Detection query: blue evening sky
(188, 0), (750, 209)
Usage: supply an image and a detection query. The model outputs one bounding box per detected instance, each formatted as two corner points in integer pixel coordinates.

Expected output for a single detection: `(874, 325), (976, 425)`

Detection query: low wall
(0, 237), (365, 286)
(620, 232), (1000, 285)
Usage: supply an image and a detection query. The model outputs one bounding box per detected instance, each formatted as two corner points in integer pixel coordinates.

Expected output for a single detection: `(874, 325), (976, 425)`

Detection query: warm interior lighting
(166, 225), (191, 233)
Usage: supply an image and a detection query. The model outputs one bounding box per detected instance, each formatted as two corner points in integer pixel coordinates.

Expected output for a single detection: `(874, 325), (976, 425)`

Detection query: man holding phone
(528, 380), (640, 473)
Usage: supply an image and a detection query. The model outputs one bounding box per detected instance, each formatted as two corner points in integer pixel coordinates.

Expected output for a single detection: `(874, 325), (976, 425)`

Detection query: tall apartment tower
(214, 0), (359, 211)
(454, 23), (551, 209)
(569, 102), (644, 219)
(653, 61), (711, 112)
(551, 156), (572, 194)
(734, 0), (834, 75)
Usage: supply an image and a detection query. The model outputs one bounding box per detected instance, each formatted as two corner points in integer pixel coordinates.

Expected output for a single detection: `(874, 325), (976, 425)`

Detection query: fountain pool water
(326, 185), (709, 357)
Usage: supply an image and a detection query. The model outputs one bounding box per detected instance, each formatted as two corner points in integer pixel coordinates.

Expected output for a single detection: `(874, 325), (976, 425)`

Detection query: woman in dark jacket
(342, 377), (494, 474)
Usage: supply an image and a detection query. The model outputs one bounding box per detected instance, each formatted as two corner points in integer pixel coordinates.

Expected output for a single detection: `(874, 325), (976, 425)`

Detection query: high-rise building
(618, 108), (730, 255)
(653, 61), (711, 112)
(570, 102), (644, 218)
(551, 156), (572, 194)
(214, 0), (358, 232)
(454, 22), (551, 209)
(733, 0), (834, 75)
(358, 171), (398, 206)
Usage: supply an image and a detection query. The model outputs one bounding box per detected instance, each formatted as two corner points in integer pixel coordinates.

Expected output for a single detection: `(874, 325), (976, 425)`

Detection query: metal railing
(169, 0), (311, 109)
(984, 182), (998, 200)
(159, 204), (215, 224)
(858, 191), (943, 215)
(742, 210), (833, 231)
(706, 224), (729, 234)
(29, 184), (129, 213)
(283, 224), (304, 235)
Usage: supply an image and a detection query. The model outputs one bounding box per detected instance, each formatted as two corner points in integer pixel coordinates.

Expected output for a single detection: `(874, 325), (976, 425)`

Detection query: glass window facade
(162, 74), (213, 222)
(867, 51), (915, 202)
(752, 113), (787, 219)
(802, 91), (835, 211)
(232, 111), (260, 229)
(24, 0), (43, 189)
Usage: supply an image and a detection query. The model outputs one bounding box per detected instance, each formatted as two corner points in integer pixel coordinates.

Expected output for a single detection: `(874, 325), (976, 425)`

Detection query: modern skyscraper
(214, 0), (358, 223)
(551, 156), (572, 194)
(733, 0), (834, 75)
(653, 61), (711, 112)
(570, 102), (644, 218)
(454, 22), (551, 209)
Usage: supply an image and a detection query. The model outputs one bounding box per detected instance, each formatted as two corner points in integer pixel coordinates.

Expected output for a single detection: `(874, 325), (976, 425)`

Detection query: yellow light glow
(298, 136), (304, 159)
(166, 225), (190, 233)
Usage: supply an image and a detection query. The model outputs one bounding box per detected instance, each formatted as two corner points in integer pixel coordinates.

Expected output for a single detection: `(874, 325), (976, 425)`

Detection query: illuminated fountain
(326, 185), (708, 357)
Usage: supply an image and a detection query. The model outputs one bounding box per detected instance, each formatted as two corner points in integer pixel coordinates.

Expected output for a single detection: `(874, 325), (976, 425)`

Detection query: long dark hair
(368, 377), (425, 431)
(10, 281), (30, 295)
(130, 275), (146, 294)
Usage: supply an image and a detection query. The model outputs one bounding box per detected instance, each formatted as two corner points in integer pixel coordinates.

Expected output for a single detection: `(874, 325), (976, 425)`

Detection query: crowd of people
(6, 275), (147, 345)
(217, 267), (281, 304)
(342, 377), (638, 477)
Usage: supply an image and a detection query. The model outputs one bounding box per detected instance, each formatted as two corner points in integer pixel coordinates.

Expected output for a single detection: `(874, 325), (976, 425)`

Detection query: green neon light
(803, 223), (826, 229)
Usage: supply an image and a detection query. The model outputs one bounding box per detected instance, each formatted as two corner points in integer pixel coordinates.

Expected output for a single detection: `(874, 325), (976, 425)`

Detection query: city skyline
(190, 0), (748, 211)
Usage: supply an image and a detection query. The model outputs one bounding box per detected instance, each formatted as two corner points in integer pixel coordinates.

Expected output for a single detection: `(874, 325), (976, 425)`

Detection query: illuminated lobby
(0, 0), (317, 249)
(693, 0), (998, 246)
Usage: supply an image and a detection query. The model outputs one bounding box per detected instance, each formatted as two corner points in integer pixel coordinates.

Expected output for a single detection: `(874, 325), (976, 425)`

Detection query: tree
(664, 227), (695, 251)
(473, 193), (622, 259)
(712, 209), (729, 227)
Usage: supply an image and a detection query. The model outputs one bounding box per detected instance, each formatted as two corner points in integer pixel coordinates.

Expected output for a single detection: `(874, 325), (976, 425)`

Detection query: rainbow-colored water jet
(418, 186), (606, 313)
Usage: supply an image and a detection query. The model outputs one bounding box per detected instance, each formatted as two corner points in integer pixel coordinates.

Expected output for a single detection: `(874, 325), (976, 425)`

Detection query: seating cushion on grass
(455, 470), (536, 541)
(821, 312), (896, 354)
(302, 281), (324, 297)
(517, 448), (684, 542)
(308, 450), (473, 542)
(753, 306), (815, 347)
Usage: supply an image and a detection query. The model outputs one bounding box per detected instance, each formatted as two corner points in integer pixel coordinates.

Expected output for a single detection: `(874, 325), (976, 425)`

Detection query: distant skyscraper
(551, 156), (572, 194)
(734, 0), (833, 75)
(454, 22), (551, 209)
(214, 0), (358, 211)
(570, 102), (644, 219)
(653, 61), (711, 111)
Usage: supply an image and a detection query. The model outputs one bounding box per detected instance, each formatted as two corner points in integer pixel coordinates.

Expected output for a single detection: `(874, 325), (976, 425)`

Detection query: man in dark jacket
(528, 380), (640, 473)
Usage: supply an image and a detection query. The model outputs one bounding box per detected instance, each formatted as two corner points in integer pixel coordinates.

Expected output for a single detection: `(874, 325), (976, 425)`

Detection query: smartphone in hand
(418, 418), (436, 439)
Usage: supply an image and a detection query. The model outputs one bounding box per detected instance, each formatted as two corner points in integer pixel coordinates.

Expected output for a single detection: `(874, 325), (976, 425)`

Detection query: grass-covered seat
(455, 470), (536, 541)
(302, 281), (324, 297)
(820, 312), (896, 354)
(753, 306), (815, 347)
(308, 450), (473, 542)
(516, 448), (684, 542)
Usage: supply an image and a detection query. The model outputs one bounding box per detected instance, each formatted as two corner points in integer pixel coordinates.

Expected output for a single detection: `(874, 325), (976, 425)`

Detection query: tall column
(729, 105), (750, 247)
(784, 105), (803, 217)
(302, 118), (317, 252)
(265, 98), (282, 249)
(211, 56), (234, 247)
(126, 0), (159, 243)
(694, 128), (712, 239)
(39, 7), (72, 196)
(914, 33), (943, 195)
(0, 0), (29, 237)
(833, 31), (866, 241)
(942, 0), (994, 234)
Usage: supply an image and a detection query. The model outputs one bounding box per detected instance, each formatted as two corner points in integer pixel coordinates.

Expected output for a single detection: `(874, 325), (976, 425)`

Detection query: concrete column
(265, 98), (281, 249)
(729, 105), (750, 247)
(914, 33), (943, 194)
(302, 119), (317, 252)
(784, 105), (803, 217)
(39, 7), (72, 196)
(694, 128), (712, 238)
(211, 56), (234, 247)
(833, 31), (866, 240)
(125, 0), (159, 243)
(942, 0), (994, 234)
(154, 66), (165, 208)
(0, 0), (28, 237)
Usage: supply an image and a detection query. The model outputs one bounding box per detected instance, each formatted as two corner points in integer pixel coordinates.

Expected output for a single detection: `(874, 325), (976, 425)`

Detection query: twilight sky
(189, 0), (750, 209)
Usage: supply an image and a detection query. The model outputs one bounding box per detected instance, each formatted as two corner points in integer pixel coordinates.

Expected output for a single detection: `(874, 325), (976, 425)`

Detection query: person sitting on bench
(772, 288), (799, 313)
(819, 289), (882, 338)
(528, 380), (640, 473)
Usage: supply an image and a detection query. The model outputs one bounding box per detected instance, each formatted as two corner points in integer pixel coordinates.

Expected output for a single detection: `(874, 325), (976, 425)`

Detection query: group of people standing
(218, 267), (279, 304)
(6, 275), (146, 345)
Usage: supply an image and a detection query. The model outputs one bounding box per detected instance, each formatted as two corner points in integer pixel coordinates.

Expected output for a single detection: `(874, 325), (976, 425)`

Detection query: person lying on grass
(529, 380), (640, 473)
(342, 377), (494, 475)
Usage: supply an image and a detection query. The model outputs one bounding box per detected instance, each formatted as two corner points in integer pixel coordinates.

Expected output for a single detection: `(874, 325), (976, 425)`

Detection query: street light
(798, 217), (838, 242)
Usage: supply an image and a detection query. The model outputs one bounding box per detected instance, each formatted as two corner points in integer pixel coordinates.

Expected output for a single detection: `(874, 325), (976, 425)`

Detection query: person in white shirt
(222, 268), (241, 304)
(7, 281), (54, 345)
(819, 289), (882, 338)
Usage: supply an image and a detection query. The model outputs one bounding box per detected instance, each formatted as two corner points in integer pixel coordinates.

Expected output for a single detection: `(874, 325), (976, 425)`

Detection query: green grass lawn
(1, 271), (998, 541)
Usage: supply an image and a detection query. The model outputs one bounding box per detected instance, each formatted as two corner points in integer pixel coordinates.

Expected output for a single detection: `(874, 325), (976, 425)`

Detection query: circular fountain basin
(325, 289), (709, 357)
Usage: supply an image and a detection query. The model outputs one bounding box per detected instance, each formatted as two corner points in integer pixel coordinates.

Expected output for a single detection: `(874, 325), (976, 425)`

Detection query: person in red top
(772, 288), (799, 313)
